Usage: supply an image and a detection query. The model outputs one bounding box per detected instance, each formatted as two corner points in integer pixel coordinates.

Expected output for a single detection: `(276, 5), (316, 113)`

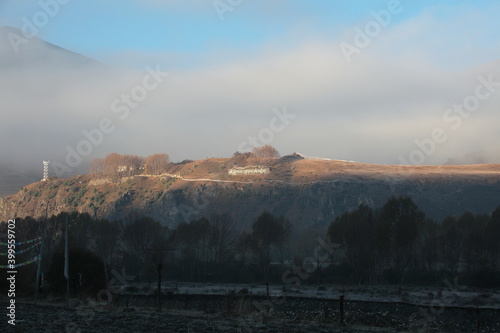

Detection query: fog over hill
(1, 26), (500, 198)
(444, 145), (500, 165)
(0, 26), (116, 196)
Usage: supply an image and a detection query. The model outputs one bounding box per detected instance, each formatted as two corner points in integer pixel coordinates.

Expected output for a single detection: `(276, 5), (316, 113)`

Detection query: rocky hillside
(1, 155), (500, 228)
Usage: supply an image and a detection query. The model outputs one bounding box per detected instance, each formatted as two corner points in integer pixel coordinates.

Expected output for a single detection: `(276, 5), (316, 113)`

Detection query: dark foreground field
(2, 292), (500, 333)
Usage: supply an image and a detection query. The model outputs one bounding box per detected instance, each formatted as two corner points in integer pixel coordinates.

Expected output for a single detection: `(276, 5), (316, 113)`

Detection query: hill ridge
(1, 157), (500, 228)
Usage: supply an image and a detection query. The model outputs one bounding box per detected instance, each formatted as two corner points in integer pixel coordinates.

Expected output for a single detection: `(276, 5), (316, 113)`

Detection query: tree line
(328, 197), (500, 286)
(87, 146), (281, 180)
(1, 196), (500, 297)
(89, 152), (170, 179)
(0, 210), (292, 296)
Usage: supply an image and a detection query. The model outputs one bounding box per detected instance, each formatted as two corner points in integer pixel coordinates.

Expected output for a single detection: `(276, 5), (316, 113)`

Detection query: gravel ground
(1, 294), (500, 332)
(1, 302), (374, 333)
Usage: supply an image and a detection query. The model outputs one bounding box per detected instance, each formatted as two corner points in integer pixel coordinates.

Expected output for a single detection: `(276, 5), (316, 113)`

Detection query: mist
(1, 15), (500, 196)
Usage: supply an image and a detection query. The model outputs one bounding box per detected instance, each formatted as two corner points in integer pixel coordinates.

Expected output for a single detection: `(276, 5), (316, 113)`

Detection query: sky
(2, 0), (500, 68)
(1, 0), (500, 183)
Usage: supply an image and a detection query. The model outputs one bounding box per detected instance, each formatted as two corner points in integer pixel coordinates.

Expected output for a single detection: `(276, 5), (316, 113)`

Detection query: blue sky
(2, 0), (499, 68)
(1, 0), (500, 169)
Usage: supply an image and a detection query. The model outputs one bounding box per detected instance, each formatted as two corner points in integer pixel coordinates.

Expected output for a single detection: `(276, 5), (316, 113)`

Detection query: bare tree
(329, 205), (375, 284)
(251, 145), (279, 166)
(96, 153), (145, 179)
(208, 214), (236, 266)
(145, 153), (170, 175)
(250, 212), (282, 280)
(173, 218), (211, 280)
(102, 153), (122, 180)
(275, 216), (293, 265)
(376, 196), (424, 283)
(252, 145), (280, 158)
(121, 217), (164, 262)
(88, 158), (105, 178)
(120, 154), (144, 177)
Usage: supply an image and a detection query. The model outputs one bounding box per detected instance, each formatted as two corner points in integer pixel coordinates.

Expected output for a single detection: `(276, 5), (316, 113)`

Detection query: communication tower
(42, 161), (50, 181)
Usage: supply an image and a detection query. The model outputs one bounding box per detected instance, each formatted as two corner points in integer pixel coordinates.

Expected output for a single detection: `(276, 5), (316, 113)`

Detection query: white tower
(42, 161), (50, 181)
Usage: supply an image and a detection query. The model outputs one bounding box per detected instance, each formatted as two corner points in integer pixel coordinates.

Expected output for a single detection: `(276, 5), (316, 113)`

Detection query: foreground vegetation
(1, 196), (500, 298)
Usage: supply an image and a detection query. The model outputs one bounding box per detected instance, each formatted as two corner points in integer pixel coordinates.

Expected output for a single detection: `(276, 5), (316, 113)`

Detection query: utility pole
(157, 255), (163, 311)
(145, 248), (168, 311)
(34, 234), (44, 302)
(35, 204), (49, 302)
(64, 215), (70, 304)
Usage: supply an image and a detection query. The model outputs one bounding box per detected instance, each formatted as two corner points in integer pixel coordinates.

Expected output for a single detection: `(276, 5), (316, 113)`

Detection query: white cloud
(1, 4), (500, 192)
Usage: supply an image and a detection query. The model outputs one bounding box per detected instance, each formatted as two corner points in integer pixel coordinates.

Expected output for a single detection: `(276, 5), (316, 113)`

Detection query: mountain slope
(0, 26), (105, 70)
(0, 26), (109, 198)
(1, 157), (499, 228)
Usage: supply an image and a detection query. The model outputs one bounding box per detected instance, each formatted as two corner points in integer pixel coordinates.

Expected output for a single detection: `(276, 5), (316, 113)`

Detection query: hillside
(1, 155), (500, 228)
(0, 26), (106, 70)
